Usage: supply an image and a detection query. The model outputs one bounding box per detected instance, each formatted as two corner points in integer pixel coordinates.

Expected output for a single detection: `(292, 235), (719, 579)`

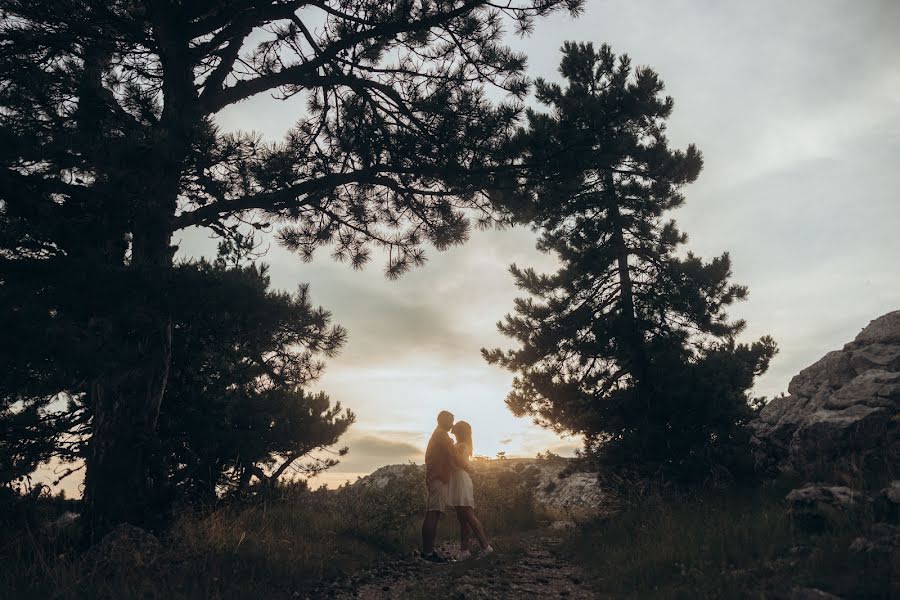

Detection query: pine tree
(1, 258), (353, 515)
(155, 259), (354, 509)
(0, 0), (581, 537)
(484, 43), (776, 476)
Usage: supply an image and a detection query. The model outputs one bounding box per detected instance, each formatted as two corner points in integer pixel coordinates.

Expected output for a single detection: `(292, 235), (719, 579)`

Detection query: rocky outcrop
(354, 459), (608, 513)
(534, 471), (606, 511)
(750, 311), (900, 478)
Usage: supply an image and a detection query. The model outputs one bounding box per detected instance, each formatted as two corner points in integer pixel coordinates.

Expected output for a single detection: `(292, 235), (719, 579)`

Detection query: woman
(448, 421), (494, 560)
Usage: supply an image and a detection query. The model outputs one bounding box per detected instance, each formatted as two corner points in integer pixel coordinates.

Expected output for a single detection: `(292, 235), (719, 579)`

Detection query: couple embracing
(420, 410), (494, 563)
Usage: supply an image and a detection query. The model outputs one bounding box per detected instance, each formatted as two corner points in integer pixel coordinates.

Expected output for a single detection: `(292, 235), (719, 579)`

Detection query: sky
(176, 0), (900, 487)
(36, 1), (900, 495)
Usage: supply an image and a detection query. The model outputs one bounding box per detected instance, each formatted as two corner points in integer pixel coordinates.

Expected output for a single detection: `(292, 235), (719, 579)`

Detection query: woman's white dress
(448, 443), (474, 507)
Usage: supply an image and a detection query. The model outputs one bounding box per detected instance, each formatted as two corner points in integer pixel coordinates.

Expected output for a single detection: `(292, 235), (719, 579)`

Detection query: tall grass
(0, 460), (550, 599)
(564, 480), (895, 599)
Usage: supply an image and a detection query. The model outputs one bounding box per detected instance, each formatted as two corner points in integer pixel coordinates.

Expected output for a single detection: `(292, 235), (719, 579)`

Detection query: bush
(328, 467), (424, 549)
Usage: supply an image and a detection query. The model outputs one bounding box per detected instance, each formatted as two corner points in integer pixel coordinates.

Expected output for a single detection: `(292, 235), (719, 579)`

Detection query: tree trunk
(81, 188), (179, 542)
(605, 172), (647, 386)
(82, 314), (172, 541)
(80, 5), (197, 541)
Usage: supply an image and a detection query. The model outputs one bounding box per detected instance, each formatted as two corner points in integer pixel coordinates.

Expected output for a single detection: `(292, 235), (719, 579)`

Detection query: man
(421, 410), (457, 563)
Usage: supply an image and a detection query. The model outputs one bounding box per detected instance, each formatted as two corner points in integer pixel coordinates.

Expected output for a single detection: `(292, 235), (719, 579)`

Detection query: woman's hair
(450, 421), (473, 457)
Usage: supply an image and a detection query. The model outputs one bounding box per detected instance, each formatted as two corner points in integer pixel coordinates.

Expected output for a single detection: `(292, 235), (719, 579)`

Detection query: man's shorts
(426, 479), (449, 513)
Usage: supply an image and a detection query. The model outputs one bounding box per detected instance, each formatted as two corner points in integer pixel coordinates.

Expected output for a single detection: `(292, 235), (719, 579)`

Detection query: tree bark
(82, 313), (172, 541)
(605, 172), (647, 386)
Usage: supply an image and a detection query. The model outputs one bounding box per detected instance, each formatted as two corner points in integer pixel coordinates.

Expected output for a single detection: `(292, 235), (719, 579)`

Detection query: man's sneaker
(457, 549), (472, 561)
(477, 545), (495, 559)
(421, 552), (449, 564)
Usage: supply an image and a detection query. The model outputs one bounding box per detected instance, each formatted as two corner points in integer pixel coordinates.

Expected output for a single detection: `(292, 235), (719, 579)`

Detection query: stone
(846, 311), (900, 348)
(849, 344), (900, 373)
(533, 471), (607, 510)
(848, 523), (899, 554)
(353, 459), (609, 513)
(788, 405), (890, 475)
(883, 480), (900, 505)
(785, 484), (865, 529)
(750, 310), (900, 479)
(787, 351), (856, 400)
(824, 370), (900, 409)
(42, 510), (80, 530)
(790, 588), (843, 600)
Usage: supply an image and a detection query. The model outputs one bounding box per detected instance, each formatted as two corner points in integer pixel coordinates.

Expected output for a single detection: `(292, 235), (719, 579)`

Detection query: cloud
(176, 0), (900, 476)
(329, 433), (424, 473)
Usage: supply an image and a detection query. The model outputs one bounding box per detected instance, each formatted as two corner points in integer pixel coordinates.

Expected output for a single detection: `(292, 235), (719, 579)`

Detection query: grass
(564, 479), (896, 599)
(5, 463), (894, 599)
(0, 460), (551, 599)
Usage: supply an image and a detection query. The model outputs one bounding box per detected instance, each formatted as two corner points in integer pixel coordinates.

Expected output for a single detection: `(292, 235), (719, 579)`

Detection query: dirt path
(317, 528), (595, 599)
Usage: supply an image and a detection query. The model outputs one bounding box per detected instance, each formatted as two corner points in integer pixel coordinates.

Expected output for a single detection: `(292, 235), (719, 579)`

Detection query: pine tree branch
(199, 0), (485, 114)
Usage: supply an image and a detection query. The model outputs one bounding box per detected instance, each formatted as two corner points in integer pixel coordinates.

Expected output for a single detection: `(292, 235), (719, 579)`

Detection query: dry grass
(0, 460), (552, 599)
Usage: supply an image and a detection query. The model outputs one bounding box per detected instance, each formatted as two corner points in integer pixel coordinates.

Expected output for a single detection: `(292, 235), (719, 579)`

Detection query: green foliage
(485, 43), (777, 477)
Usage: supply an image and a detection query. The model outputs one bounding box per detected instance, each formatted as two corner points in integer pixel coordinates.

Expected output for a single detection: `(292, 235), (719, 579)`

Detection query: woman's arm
(450, 443), (471, 471)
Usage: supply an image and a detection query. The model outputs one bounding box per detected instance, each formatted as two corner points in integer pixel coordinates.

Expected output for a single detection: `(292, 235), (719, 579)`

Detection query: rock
(846, 311), (900, 347)
(848, 344), (900, 373)
(787, 404), (890, 475)
(750, 310), (900, 479)
(533, 471), (607, 511)
(360, 463), (425, 489)
(42, 510), (80, 530)
(823, 370), (900, 410)
(785, 484), (865, 529)
(883, 480), (900, 505)
(787, 350), (856, 400)
(353, 459), (609, 513)
(848, 523), (899, 554)
(790, 587), (843, 600)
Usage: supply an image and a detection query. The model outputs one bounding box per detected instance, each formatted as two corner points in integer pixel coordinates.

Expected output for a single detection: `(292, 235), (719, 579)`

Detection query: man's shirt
(424, 428), (454, 484)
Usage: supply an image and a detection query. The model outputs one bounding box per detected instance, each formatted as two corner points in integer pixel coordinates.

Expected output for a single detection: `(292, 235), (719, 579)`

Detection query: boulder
(790, 588), (843, 600)
(360, 464), (424, 489)
(883, 480), (900, 505)
(750, 311), (900, 478)
(533, 471), (607, 511)
(785, 484), (865, 529)
(848, 522), (899, 555)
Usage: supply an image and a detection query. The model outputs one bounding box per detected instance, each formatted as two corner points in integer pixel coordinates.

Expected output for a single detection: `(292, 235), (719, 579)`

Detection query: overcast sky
(172, 0), (900, 486)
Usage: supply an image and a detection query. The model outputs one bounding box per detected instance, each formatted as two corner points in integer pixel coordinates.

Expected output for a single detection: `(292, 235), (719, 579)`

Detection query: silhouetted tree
(0, 0), (581, 537)
(155, 258), (353, 507)
(484, 43), (776, 477)
(1, 258), (353, 515)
